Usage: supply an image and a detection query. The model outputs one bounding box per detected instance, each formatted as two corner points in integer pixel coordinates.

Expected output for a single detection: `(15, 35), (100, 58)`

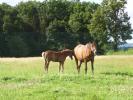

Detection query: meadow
(0, 56), (133, 100)
(106, 48), (133, 55)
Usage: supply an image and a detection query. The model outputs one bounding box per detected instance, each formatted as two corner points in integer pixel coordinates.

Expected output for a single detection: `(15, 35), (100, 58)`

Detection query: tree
(69, 2), (99, 44)
(0, 0), (132, 56)
(17, 1), (40, 32)
(90, 0), (132, 51)
(46, 19), (73, 50)
(6, 36), (29, 57)
(46, 0), (71, 21)
(0, 3), (25, 56)
(0, 7), (4, 32)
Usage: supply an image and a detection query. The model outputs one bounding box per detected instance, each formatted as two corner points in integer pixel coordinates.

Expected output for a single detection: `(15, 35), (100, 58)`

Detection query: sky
(0, 0), (103, 6)
(0, 0), (133, 43)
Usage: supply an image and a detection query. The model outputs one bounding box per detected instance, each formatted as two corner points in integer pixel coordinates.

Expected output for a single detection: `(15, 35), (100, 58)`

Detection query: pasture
(0, 56), (133, 100)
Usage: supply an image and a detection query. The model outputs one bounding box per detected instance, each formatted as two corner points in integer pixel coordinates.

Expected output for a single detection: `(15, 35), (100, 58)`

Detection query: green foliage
(6, 36), (29, 57)
(16, 1), (40, 32)
(89, 0), (133, 51)
(69, 2), (98, 44)
(46, 19), (73, 50)
(0, 0), (132, 57)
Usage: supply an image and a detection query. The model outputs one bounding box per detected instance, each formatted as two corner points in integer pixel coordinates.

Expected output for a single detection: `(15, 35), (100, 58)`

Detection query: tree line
(0, 0), (132, 57)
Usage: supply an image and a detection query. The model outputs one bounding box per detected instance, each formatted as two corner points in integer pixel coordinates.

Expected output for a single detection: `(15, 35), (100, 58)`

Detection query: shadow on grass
(1, 77), (14, 81)
(101, 72), (133, 77)
(52, 87), (87, 97)
(1, 76), (27, 82)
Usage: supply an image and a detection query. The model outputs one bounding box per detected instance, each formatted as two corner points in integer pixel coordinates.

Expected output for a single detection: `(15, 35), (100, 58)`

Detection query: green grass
(106, 48), (133, 55)
(0, 56), (133, 100)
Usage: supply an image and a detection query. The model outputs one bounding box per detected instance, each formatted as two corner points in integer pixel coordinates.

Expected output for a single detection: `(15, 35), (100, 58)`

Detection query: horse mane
(85, 42), (92, 48)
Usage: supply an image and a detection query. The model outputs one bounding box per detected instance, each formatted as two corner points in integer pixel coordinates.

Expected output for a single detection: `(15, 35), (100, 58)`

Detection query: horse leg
(75, 58), (78, 68)
(75, 57), (79, 73)
(91, 60), (94, 75)
(61, 62), (64, 73)
(78, 61), (82, 74)
(84, 60), (87, 74)
(44, 59), (48, 72)
(59, 62), (61, 73)
(46, 61), (50, 73)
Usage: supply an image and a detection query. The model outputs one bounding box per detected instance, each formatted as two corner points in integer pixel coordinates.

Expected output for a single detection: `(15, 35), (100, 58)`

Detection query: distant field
(0, 56), (133, 100)
(106, 48), (133, 55)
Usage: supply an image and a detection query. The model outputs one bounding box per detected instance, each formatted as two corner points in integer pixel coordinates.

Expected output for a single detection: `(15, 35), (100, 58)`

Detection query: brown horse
(74, 42), (96, 74)
(42, 49), (73, 73)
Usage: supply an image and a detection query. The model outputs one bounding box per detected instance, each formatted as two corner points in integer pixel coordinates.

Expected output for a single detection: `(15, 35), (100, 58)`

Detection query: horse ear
(88, 42), (91, 44)
(92, 41), (96, 46)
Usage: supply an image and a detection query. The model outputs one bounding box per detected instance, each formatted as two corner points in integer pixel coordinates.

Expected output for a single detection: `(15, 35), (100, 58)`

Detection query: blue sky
(0, 0), (133, 43)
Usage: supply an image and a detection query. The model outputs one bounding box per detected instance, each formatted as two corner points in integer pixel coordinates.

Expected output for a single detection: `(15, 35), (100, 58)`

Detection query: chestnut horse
(42, 49), (73, 73)
(74, 42), (96, 74)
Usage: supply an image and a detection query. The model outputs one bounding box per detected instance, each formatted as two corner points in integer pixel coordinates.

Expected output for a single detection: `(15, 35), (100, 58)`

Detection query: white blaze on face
(91, 45), (96, 55)
(93, 49), (96, 55)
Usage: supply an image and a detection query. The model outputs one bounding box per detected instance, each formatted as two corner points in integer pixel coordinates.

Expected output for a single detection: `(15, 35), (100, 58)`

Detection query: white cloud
(80, 0), (102, 3)
(126, 0), (133, 27)
(125, 0), (133, 43)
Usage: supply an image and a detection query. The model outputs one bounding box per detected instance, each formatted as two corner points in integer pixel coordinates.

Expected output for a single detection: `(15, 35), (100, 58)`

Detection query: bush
(7, 36), (29, 57)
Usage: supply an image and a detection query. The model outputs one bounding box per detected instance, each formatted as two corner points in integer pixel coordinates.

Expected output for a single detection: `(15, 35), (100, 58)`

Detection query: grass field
(106, 48), (133, 55)
(0, 56), (133, 100)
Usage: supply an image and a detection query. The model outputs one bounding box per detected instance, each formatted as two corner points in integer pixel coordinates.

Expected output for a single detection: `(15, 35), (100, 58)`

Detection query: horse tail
(41, 52), (45, 59)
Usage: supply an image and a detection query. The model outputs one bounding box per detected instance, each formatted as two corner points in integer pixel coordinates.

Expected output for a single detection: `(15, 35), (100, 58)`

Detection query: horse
(41, 49), (73, 73)
(74, 42), (96, 74)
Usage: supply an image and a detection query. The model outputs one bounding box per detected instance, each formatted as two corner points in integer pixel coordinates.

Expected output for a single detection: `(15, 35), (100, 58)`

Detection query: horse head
(62, 49), (73, 60)
(86, 42), (97, 55)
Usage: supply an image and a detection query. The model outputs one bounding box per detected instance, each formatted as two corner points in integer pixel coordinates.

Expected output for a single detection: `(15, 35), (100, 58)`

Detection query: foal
(42, 49), (73, 73)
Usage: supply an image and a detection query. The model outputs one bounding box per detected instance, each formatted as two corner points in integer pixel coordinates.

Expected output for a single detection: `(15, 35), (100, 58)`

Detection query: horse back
(74, 44), (91, 60)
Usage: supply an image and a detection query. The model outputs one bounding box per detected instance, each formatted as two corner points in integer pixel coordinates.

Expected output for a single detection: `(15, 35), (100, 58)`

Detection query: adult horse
(42, 49), (73, 73)
(74, 42), (96, 74)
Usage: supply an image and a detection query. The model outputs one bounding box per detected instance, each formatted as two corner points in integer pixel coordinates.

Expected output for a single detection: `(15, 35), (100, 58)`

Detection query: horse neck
(85, 44), (91, 49)
(62, 51), (72, 57)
